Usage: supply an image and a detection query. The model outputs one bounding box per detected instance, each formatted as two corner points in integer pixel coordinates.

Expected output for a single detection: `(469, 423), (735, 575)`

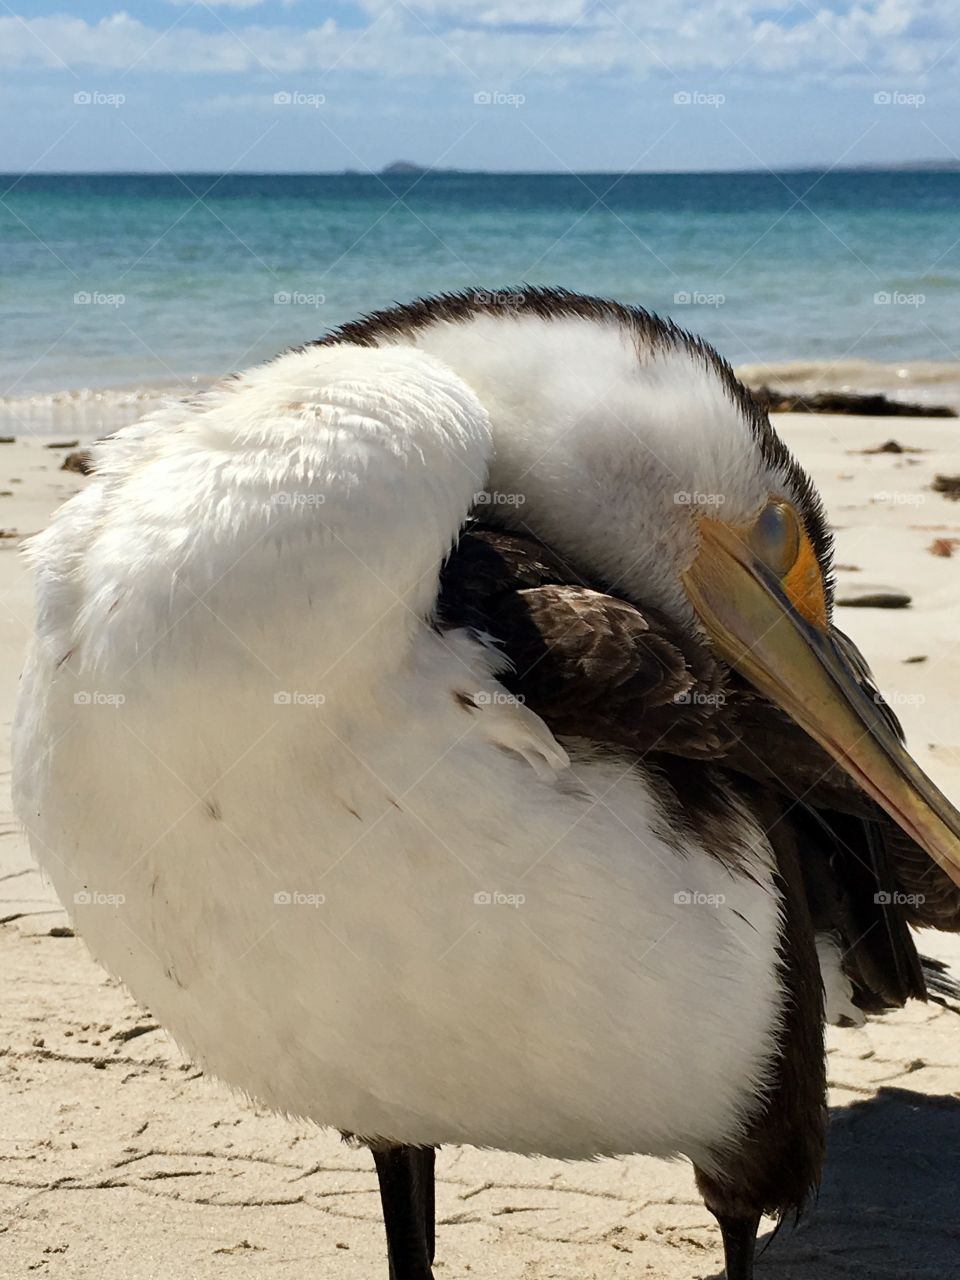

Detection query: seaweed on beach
(750, 386), (956, 417)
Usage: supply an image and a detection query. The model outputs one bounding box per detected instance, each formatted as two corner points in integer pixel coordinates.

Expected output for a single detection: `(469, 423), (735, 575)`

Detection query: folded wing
(438, 523), (960, 1015)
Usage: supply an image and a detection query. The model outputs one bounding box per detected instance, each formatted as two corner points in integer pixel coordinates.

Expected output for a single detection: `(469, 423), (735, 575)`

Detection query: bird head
(355, 288), (960, 887)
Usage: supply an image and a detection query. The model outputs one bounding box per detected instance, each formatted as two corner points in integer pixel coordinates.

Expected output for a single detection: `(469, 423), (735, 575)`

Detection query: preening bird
(13, 289), (960, 1280)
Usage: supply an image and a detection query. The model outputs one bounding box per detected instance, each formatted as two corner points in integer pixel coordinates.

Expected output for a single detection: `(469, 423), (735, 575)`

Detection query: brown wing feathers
(438, 526), (741, 759)
(437, 523), (960, 1007)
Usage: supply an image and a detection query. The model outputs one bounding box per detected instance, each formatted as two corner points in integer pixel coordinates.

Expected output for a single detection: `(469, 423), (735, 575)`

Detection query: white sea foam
(0, 380), (213, 439)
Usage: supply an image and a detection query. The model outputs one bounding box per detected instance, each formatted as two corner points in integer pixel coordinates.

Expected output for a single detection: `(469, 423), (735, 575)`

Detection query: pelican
(13, 288), (960, 1280)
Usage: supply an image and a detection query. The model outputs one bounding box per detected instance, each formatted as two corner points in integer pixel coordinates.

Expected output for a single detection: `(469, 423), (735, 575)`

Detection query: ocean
(2, 169), (960, 431)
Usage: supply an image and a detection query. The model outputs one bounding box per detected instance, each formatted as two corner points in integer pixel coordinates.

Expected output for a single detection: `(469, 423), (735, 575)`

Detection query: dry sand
(2, 417), (960, 1279)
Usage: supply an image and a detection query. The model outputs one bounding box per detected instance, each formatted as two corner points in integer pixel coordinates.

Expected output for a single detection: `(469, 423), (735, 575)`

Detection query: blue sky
(1, 1), (958, 172)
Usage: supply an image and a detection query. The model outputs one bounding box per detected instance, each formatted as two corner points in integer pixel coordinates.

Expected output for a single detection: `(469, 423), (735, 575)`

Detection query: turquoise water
(1, 170), (959, 396)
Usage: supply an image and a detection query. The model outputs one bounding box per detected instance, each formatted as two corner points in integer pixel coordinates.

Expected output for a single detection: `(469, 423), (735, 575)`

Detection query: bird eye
(749, 500), (801, 579)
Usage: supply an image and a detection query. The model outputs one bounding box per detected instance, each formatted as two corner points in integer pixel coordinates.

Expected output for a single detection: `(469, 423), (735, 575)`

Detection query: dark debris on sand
(856, 439), (927, 454)
(750, 387), (956, 417)
(932, 474), (960, 500)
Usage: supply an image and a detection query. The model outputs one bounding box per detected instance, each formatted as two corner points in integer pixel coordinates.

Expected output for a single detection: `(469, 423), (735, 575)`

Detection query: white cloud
(166, 0), (300, 8)
(357, 0), (593, 25)
(165, 0), (304, 5)
(165, 0), (274, 8)
(0, 13), (339, 74)
(0, 3), (956, 82)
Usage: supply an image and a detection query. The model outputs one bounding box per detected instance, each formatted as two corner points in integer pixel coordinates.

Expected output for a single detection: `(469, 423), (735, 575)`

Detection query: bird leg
(371, 1143), (436, 1280)
(713, 1210), (761, 1280)
(692, 795), (826, 1280)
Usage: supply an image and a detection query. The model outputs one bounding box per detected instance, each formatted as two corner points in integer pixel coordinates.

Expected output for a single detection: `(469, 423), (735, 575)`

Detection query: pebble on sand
(835, 585), (912, 608)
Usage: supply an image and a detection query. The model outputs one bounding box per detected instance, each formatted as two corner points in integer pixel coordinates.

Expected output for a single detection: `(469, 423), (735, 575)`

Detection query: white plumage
(14, 333), (786, 1170)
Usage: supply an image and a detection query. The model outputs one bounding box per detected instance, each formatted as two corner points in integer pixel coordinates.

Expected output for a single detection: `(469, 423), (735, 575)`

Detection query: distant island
(381, 161), (430, 175)
(340, 162), (459, 177)
(358, 159), (960, 176)
(363, 160), (960, 176)
(850, 160), (960, 172)
(378, 161), (464, 176)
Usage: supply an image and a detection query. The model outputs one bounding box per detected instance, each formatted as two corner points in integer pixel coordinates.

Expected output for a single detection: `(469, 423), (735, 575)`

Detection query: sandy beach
(2, 413), (960, 1280)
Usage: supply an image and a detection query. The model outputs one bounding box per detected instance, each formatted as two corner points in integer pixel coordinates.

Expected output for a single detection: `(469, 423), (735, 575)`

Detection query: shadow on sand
(709, 1088), (960, 1279)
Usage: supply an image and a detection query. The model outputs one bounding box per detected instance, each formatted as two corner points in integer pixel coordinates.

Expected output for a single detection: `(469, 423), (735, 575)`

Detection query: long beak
(683, 519), (960, 887)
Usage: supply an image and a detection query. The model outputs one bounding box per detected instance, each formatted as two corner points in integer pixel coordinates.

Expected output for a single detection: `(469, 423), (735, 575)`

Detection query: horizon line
(2, 162), (959, 178)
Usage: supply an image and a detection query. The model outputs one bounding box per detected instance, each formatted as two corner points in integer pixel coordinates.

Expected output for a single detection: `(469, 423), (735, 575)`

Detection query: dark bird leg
(714, 1211), (761, 1280)
(695, 788), (827, 1280)
(371, 1144), (436, 1280)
